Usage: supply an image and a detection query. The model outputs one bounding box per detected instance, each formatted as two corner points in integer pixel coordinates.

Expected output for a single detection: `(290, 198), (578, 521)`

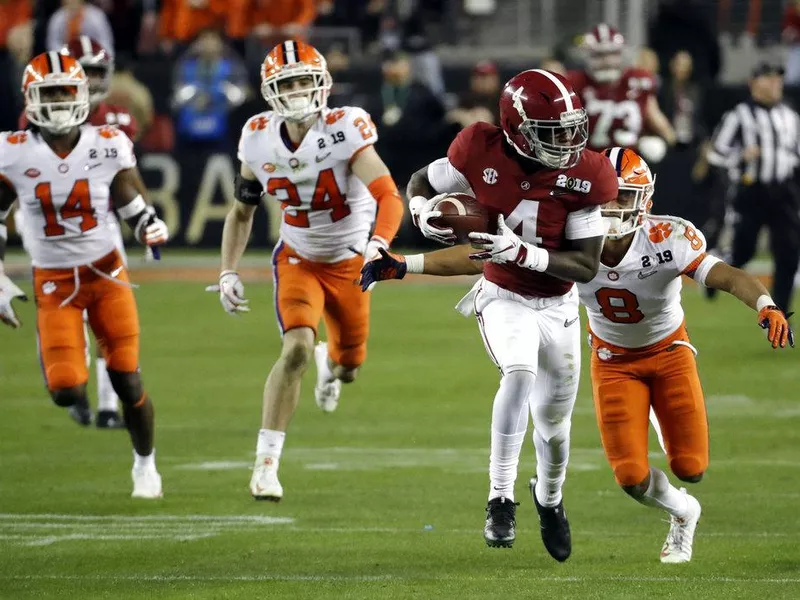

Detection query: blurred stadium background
(2, 1), (800, 598)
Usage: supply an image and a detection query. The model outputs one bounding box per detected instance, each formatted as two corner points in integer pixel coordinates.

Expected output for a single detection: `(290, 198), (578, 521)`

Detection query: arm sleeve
(426, 157), (472, 194)
(707, 110), (741, 167)
(565, 206), (604, 240)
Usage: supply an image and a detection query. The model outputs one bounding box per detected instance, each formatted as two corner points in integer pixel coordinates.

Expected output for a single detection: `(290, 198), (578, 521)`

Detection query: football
(427, 193), (492, 244)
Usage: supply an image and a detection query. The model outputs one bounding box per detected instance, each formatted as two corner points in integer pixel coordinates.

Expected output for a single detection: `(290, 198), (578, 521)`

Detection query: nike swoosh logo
(638, 270), (658, 279)
(86, 163), (102, 170)
(315, 152), (332, 163)
(110, 266), (123, 277)
(564, 316), (579, 327)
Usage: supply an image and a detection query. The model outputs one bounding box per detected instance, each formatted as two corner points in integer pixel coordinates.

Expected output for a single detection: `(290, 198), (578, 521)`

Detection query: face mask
(603, 216), (623, 237)
(286, 95), (311, 112)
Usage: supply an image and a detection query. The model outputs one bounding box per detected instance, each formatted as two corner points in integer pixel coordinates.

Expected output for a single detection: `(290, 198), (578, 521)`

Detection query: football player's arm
(407, 158), (474, 246)
(110, 167), (169, 248)
(359, 244), (482, 290)
(0, 178), (27, 328)
(351, 145), (404, 258)
(541, 234), (604, 284)
(700, 260), (793, 348)
(644, 95), (677, 147)
(217, 162), (260, 314)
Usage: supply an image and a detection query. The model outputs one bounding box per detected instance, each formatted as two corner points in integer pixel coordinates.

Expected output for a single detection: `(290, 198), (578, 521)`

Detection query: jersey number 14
(36, 179), (98, 237)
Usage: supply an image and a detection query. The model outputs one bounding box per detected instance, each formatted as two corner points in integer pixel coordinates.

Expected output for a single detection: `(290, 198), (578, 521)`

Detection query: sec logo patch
(483, 168), (498, 185)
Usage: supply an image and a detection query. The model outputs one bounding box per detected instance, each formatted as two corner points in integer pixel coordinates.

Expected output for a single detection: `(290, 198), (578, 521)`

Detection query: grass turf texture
(1, 278), (799, 599)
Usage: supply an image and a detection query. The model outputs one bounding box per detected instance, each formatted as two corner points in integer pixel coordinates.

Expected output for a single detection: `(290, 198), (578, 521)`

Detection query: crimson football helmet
(583, 23), (625, 83)
(499, 69), (588, 169)
(601, 147), (655, 239)
(60, 36), (114, 105)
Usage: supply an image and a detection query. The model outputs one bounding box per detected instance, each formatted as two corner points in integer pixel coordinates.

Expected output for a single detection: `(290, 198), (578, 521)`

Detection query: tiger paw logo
(648, 222), (673, 243)
(7, 132), (28, 145)
(98, 126), (119, 139)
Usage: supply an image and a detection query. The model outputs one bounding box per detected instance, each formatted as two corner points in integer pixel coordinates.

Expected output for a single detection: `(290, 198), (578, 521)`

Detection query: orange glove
(758, 306), (795, 349)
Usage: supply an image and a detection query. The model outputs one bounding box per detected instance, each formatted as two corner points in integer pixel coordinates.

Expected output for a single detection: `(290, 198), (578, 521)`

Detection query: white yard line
(1, 574), (798, 584)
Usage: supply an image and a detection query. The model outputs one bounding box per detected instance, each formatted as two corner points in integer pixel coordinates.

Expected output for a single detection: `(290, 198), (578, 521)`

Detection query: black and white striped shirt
(707, 101), (800, 184)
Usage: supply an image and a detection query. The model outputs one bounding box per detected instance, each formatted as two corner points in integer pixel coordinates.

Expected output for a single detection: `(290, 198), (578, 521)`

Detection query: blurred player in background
(16, 36), (141, 429)
(361, 69), (618, 560)
(580, 147), (793, 563)
(0, 52), (168, 498)
(218, 40), (404, 502)
(568, 24), (676, 163)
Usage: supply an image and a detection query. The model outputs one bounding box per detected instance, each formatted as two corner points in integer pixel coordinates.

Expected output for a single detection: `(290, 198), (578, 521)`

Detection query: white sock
(533, 427), (569, 507)
(256, 429), (286, 460)
(639, 467), (689, 519)
(489, 430), (526, 501)
(317, 345), (336, 384)
(133, 448), (156, 471)
(488, 370), (535, 502)
(96, 357), (119, 412)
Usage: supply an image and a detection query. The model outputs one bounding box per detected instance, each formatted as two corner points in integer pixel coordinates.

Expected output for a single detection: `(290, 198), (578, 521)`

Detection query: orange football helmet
(260, 40), (332, 121)
(22, 52), (90, 134)
(602, 147), (655, 239)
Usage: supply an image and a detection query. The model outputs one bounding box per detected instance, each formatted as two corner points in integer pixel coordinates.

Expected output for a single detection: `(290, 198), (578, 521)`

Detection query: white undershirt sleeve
(426, 158), (473, 194)
(565, 205), (604, 240)
(692, 255), (722, 286)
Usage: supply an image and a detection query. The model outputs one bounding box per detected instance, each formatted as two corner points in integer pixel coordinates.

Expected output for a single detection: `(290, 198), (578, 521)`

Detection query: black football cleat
(529, 478), (571, 562)
(96, 410), (125, 429)
(68, 399), (93, 427)
(484, 497), (518, 548)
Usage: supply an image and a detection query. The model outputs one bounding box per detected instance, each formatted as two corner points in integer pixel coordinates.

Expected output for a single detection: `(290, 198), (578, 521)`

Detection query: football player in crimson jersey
(578, 148), (792, 563)
(16, 37), (140, 429)
(567, 24), (676, 159)
(0, 52), (168, 498)
(361, 69), (618, 559)
(219, 41), (404, 501)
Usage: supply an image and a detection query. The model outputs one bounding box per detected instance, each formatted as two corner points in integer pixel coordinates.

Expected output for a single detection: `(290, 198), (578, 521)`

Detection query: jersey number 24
(266, 168), (349, 228)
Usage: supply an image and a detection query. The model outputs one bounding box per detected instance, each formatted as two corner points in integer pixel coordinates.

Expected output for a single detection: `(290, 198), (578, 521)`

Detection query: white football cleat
(131, 466), (163, 499)
(250, 456), (283, 501)
(314, 342), (341, 413)
(660, 488), (701, 563)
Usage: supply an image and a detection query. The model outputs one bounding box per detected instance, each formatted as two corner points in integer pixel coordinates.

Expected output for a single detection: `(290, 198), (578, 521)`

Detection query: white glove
(468, 215), (549, 271)
(219, 270), (250, 314)
(364, 236), (388, 262)
(0, 272), (27, 328)
(410, 193), (456, 246)
(134, 206), (169, 247)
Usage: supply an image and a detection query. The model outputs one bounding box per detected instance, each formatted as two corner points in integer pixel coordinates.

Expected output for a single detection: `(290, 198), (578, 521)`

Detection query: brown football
(427, 193), (492, 244)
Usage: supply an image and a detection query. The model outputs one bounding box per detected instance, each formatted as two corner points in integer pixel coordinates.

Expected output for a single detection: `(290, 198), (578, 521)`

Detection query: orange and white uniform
(577, 147), (722, 488)
(0, 125), (141, 389)
(579, 215), (720, 487)
(238, 106), (385, 367)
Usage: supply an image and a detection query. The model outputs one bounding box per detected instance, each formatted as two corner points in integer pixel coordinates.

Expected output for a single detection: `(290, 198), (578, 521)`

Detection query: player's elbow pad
(235, 174), (263, 206)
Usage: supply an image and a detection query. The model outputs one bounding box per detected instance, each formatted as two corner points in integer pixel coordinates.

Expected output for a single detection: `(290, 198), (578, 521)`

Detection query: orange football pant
(271, 242), (369, 368)
(590, 324), (709, 487)
(33, 250), (140, 390)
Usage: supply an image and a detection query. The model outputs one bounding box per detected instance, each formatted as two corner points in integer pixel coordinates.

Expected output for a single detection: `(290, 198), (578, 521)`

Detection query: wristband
(405, 254), (424, 274)
(756, 295), (776, 312)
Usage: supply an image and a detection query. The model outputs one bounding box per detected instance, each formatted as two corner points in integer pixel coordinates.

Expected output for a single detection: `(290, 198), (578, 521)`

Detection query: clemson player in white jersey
(578, 147), (793, 563)
(0, 52), (169, 498)
(218, 40), (404, 501)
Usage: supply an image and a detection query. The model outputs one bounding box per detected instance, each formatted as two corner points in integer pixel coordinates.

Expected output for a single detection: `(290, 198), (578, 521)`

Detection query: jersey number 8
(595, 287), (645, 324)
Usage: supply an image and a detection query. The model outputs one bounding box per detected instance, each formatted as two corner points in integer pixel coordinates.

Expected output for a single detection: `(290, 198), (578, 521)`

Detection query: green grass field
(1, 272), (799, 599)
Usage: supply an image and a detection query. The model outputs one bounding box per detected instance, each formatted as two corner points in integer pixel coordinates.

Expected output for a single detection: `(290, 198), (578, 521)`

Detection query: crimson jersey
(18, 102), (138, 142)
(448, 122), (618, 298)
(567, 68), (655, 151)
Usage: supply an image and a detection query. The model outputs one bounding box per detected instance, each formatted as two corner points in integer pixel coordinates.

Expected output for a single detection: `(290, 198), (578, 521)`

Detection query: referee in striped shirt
(706, 62), (800, 313)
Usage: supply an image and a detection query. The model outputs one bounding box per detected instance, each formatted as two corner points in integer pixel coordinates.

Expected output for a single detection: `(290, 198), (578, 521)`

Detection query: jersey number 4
(267, 168), (349, 228)
(36, 179), (98, 237)
(595, 287), (645, 324)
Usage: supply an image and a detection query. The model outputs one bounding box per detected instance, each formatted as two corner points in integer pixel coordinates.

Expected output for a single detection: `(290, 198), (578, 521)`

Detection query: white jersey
(0, 125), (135, 269)
(578, 216), (719, 349)
(238, 106), (378, 263)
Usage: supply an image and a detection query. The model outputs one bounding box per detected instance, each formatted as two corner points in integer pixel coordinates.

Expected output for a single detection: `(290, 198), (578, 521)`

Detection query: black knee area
(50, 385), (87, 408)
(676, 472), (704, 484)
(621, 478), (649, 500)
(282, 341), (312, 373)
(107, 370), (144, 406)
